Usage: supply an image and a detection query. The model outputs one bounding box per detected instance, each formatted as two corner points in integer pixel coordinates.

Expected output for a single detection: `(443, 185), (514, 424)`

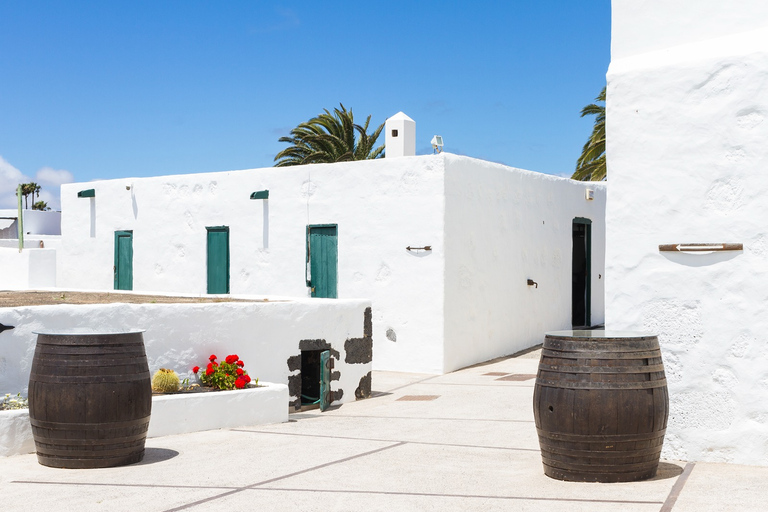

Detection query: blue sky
(0, 1), (611, 209)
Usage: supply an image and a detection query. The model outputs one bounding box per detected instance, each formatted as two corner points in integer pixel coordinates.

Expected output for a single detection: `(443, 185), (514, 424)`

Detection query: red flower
(209, 354), (217, 362)
(205, 367), (214, 376)
(234, 377), (246, 389)
(236, 368), (244, 376)
(243, 375), (251, 383)
(236, 360), (244, 367)
(192, 366), (200, 374)
(225, 354), (238, 364)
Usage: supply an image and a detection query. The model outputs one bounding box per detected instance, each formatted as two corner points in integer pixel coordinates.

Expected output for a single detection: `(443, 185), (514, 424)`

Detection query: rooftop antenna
(431, 135), (443, 154)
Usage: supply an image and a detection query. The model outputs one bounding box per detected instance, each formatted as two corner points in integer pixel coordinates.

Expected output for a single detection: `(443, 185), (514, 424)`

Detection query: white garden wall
(443, 156), (606, 372)
(607, 0), (768, 465)
(0, 298), (372, 410)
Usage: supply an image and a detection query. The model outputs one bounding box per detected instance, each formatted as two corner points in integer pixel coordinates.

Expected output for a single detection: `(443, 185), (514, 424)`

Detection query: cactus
(152, 368), (180, 393)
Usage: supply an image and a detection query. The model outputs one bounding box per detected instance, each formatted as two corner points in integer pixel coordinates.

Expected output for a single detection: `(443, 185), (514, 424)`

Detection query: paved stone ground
(1, 351), (766, 511)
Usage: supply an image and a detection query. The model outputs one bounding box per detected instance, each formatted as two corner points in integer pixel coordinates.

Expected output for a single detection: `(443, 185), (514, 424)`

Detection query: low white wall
(607, 3), (768, 465)
(0, 248), (56, 289)
(0, 298), (372, 410)
(0, 409), (35, 457)
(0, 384), (288, 457)
(147, 383), (288, 438)
(443, 156), (606, 372)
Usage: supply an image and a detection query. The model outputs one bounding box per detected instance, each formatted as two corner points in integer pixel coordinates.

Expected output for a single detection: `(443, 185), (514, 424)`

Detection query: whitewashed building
(57, 141), (606, 374)
(607, 0), (768, 465)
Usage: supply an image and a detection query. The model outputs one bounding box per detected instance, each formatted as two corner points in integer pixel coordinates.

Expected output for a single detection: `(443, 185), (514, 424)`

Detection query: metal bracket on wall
(659, 243), (743, 252)
(0, 323), (15, 334)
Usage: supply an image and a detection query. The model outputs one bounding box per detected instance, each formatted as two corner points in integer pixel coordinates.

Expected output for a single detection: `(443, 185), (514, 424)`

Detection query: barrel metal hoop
(536, 428), (667, 442)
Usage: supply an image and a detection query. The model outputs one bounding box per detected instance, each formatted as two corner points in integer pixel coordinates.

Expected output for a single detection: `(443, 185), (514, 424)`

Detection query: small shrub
(1, 393), (29, 410)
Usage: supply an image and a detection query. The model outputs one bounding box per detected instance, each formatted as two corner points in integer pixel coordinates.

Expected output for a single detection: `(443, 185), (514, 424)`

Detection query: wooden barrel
(28, 330), (151, 469)
(533, 330), (668, 483)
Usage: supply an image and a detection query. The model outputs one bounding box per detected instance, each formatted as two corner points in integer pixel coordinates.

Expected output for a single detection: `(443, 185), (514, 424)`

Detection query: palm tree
(572, 87), (606, 181)
(274, 104), (384, 167)
(19, 182), (42, 209)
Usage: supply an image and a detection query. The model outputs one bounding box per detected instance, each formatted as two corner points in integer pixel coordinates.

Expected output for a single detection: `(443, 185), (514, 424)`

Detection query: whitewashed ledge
(0, 382), (288, 458)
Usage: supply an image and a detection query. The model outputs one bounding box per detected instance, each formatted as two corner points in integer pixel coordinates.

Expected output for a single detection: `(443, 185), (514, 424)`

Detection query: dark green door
(207, 226), (230, 294)
(307, 225), (338, 298)
(114, 231), (133, 290)
(572, 218), (592, 327)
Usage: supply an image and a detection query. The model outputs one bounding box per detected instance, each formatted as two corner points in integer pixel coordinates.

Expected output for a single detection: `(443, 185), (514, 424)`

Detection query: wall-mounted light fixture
(406, 246), (432, 252)
(527, 279), (538, 288)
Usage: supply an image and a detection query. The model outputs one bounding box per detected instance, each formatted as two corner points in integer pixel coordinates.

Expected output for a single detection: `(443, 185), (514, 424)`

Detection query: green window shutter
(207, 226), (230, 294)
(114, 231), (133, 290)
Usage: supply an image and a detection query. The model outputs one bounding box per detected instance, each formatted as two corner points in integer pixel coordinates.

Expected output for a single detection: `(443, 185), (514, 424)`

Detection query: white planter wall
(607, 0), (768, 465)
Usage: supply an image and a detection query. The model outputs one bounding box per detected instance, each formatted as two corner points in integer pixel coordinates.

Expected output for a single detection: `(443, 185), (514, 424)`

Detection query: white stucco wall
(607, 2), (768, 465)
(0, 210), (61, 238)
(0, 298), (372, 409)
(59, 157), (447, 374)
(443, 155), (606, 372)
(0, 248), (56, 289)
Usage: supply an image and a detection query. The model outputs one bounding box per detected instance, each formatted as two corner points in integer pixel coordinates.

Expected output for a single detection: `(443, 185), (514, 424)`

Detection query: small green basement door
(207, 226), (230, 294)
(307, 225), (338, 298)
(114, 231), (133, 290)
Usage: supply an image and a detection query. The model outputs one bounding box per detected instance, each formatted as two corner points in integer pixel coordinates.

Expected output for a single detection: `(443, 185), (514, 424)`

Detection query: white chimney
(385, 112), (415, 158)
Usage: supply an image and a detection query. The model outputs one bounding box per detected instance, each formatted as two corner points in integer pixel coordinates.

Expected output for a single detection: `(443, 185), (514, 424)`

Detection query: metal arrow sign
(658, 243), (743, 252)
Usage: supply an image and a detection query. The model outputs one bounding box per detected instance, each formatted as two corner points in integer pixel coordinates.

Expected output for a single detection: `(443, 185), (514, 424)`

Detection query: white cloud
(0, 156), (27, 209)
(0, 155), (75, 211)
(36, 167), (75, 187)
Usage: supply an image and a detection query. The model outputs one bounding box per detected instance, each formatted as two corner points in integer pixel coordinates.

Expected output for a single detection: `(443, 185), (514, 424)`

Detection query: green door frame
(572, 217), (592, 327)
(306, 224), (338, 298)
(114, 230), (133, 290)
(206, 226), (230, 294)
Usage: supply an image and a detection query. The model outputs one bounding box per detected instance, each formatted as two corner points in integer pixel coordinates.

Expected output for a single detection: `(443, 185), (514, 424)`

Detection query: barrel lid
(33, 328), (146, 336)
(545, 330), (656, 339)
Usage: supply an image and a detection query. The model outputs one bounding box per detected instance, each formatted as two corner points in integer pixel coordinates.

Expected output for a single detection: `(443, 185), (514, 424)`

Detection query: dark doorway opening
(572, 218), (592, 328)
(301, 350), (323, 406)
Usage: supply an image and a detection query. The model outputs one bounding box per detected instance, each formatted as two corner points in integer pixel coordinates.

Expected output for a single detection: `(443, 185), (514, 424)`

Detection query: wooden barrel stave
(29, 332), (151, 469)
(534, 332), (669, 482)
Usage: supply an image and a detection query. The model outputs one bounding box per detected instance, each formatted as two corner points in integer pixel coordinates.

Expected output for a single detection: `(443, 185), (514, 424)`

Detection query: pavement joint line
(161, 441), (407, 512)
(10, 480), (238, 491)
(659, 462), (695, 512)
(283, 413), (535, 424)
(380, 374), (442, 393)
(230, 428), (541, 452)
(241, 486), (665, 505)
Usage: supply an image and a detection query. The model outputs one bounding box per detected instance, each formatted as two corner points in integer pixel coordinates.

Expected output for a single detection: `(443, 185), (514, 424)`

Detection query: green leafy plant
(152, 368), (181, 393)
(193, 354), (256, 390)
(1, 393), (29, 410)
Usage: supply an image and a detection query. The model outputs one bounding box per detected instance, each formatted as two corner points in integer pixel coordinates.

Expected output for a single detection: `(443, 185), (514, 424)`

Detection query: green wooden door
(114, 231), (133, 290)
(319, 350), (331, 411)
(307, 225), (338, 298)
(207, 226), (230, 294)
